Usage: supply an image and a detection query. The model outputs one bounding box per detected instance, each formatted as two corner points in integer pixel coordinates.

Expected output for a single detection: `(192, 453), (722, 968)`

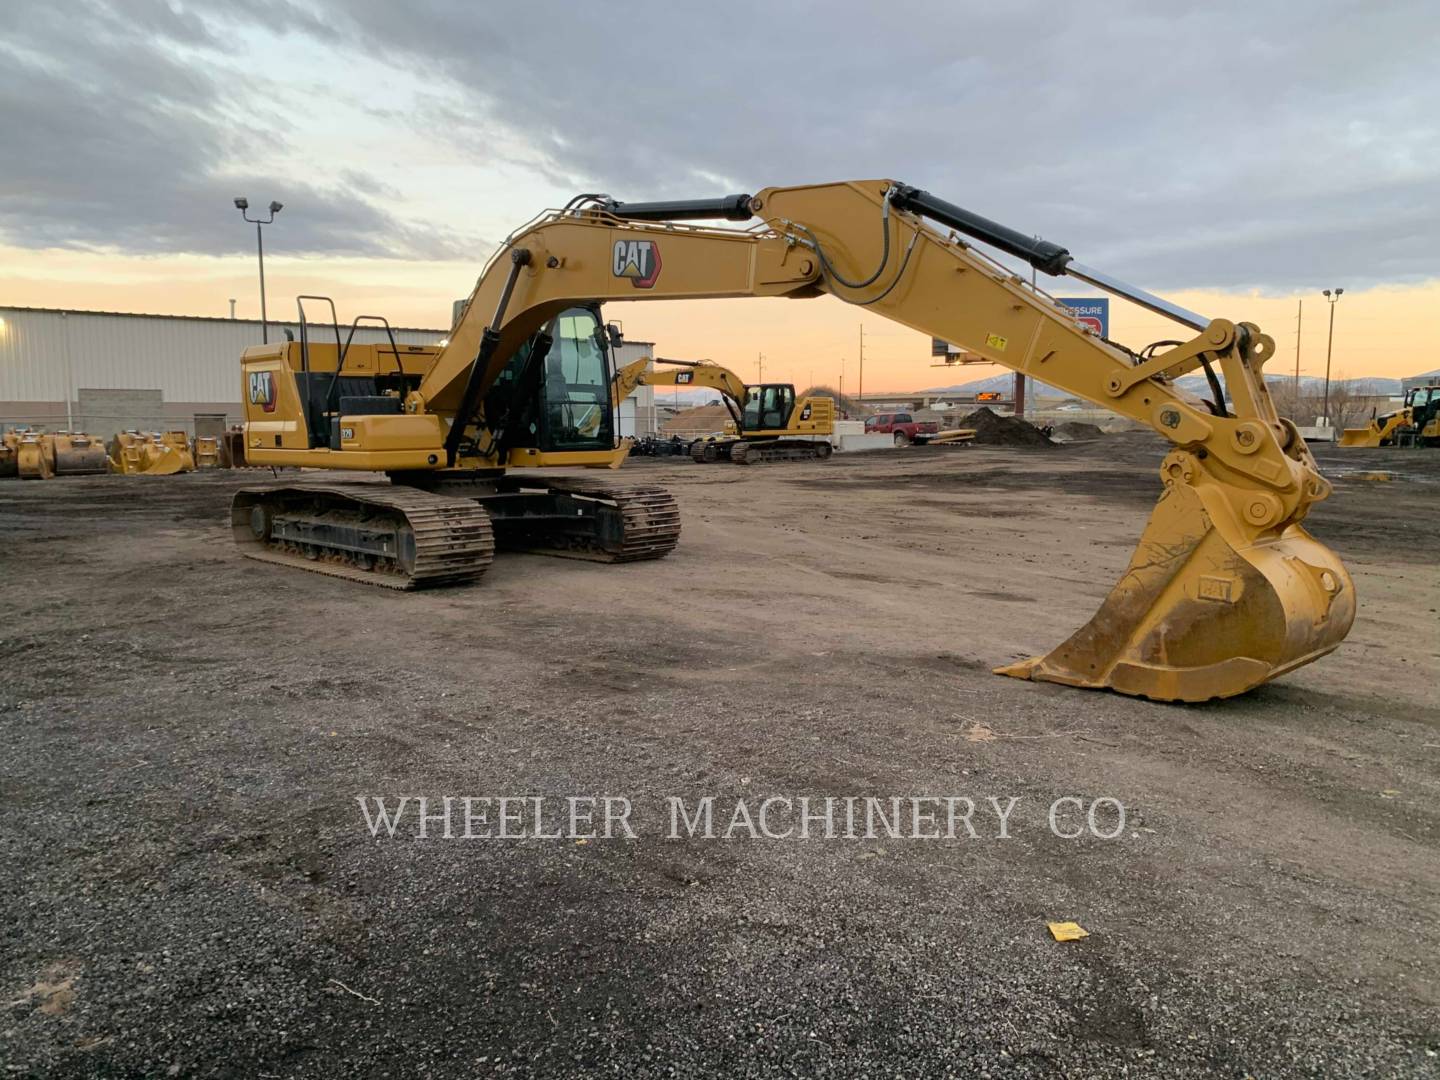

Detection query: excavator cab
(485, 305), (617, 456)
(741, 385), (797, 432)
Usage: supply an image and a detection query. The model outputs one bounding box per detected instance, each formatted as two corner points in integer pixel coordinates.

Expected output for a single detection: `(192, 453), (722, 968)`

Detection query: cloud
(5, 0), (1438, 291)
(317, 0), (1440, 291)
(0, 0), (463, 258)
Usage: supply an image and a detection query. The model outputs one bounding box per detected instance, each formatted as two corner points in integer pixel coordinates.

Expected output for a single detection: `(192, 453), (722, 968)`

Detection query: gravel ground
(2, 435), (1437, 1078)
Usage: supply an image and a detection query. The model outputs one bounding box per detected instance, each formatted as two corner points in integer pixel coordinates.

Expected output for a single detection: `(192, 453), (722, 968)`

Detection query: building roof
(0, 304), (446, 335)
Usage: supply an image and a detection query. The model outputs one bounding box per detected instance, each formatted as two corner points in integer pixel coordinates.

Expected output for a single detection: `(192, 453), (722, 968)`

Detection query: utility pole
(1293, 299), (1302, 416)
(1322, 288), (1344, 424)
(233, 197), (283, 344)
(757, 351), (764, 384)
(858, 323), (865, 407)
(229, 298), (237, 320)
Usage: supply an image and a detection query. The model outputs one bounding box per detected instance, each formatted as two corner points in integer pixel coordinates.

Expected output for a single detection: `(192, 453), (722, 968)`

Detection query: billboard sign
(1058, 298), (1109, 338)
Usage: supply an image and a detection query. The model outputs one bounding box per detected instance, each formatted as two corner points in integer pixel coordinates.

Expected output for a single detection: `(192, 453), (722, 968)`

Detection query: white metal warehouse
(0, 306), (659, 438)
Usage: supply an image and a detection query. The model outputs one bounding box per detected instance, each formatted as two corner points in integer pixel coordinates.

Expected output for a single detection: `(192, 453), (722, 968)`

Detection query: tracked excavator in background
(611, 357), (835, 463)
(235, 179), (1354, 702)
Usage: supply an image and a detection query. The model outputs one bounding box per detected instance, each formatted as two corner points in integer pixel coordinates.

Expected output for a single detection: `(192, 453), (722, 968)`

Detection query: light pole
(1321, 288), (1343, 424)
(234, 197), (283, 343)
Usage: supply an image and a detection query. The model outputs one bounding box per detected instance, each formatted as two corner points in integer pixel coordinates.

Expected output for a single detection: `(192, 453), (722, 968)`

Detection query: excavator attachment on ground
(109, 431), (196, 475)
(234, 178), (1354, 700)
(193, 435), (223, 468)
(1, 429), (110, 479)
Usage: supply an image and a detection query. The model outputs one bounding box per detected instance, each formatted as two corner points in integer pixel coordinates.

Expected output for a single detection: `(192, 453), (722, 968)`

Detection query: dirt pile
(957, 407), (1054, 447)
(662, 404), (730, 437)
(1053, 420), (1105, 441)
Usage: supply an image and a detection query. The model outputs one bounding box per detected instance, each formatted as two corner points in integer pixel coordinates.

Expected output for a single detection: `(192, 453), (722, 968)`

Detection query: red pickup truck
(864, 412), (940, 446)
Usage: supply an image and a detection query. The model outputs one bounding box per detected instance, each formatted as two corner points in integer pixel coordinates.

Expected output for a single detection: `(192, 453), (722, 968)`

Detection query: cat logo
(247, 370), (277, 413)
(675, 371), (693, 384)
(612, 238), (662, 288)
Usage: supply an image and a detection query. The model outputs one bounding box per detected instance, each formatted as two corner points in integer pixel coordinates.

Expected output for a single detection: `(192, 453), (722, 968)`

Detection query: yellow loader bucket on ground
(1338, 426), (1383, 448)
(998, 450), (1354, 702)
(108, 431), (196, 476)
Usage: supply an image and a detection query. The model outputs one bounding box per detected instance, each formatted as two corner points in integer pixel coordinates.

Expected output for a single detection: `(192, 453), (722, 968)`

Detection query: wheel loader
(234, 179), (1355, 702)
(1339, 385), (1440, 447)
(612, 358), (835, 463)
(0, 429), (109, 479)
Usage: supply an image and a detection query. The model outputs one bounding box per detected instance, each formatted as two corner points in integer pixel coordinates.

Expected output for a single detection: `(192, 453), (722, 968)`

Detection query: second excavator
(611, 358), (835, 463)
(234, 178), (1354, 702)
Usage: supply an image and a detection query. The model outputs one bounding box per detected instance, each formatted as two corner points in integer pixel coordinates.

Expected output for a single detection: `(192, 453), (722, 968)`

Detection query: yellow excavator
(612, 357), (835, 463)
(1339, 385), (1440, 447)
(234, 179), (1354, 702)
(0, 429), (109, 479)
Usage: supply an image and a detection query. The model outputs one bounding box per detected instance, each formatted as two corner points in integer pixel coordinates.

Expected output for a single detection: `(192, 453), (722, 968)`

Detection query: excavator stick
(997, 452), (1354, 701)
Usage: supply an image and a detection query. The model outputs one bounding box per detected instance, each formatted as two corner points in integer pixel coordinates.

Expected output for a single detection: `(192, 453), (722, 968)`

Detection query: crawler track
(730, 440), (834, 465)
(491, 477), (681, 562)
(232, 483), (495, 589)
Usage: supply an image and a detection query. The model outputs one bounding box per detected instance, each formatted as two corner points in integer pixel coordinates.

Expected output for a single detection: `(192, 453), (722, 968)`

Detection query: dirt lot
(2, 434), (1438, 1078)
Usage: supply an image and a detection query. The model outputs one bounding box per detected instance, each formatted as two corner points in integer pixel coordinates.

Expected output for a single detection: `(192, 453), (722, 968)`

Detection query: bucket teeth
(997, 473), (1355, 702)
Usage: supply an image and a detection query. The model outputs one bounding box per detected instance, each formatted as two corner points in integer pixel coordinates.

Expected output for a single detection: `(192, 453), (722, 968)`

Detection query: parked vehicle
(863, 412), (939, 446)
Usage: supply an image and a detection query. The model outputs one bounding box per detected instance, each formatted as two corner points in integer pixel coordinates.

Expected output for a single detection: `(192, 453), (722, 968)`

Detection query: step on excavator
(0, 429), (109, 479)
(611, 358), (835, 464)
(234, 179), (1354, 702)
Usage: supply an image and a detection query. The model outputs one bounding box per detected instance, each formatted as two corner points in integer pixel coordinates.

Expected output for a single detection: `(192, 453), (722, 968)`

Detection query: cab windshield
(741, 385), (794, 431)
(543, 308), (614, 451)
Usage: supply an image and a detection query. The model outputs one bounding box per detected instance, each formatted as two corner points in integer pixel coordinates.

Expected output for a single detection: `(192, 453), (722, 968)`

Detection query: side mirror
(606, 322), (624, 349)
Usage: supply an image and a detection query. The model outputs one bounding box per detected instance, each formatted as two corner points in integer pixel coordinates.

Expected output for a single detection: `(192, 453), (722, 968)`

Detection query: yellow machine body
(235, 178), (1355, 701)
(1339, 385), (1440, 448)
(1339, 410), (1410, 448)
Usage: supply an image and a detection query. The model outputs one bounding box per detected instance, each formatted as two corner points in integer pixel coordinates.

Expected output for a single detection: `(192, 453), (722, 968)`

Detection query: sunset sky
(4, 1), (1437, 391)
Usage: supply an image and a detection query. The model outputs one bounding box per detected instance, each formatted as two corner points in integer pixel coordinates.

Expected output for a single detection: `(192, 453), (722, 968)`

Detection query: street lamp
(1321, 288), (1343, 425)
(234, 197), (283, 343)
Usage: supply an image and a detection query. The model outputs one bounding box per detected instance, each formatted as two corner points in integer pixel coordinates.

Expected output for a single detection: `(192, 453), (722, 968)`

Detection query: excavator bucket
(0, 430), (24, 478)
(16, 431), (55, 480)
(51, 432), (109, 476)
(997, 466), (1354, 702)
(108, 431), (196, 476)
